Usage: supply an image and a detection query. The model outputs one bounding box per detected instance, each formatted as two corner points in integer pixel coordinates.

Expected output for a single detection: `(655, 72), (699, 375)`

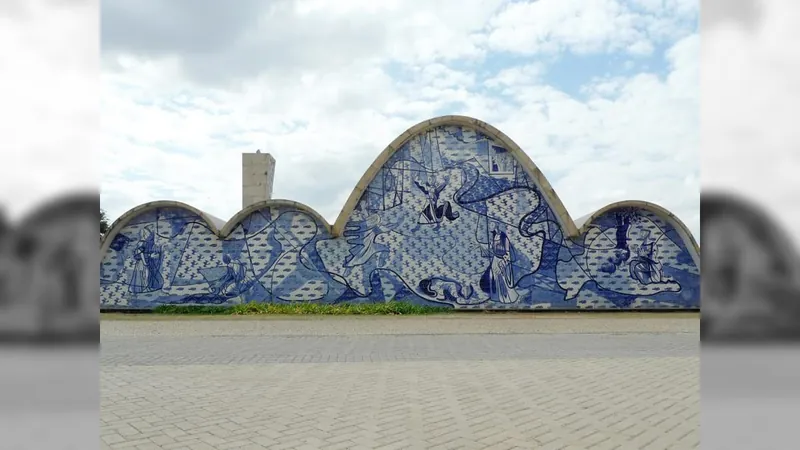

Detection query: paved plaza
(101, 314), (699, 449)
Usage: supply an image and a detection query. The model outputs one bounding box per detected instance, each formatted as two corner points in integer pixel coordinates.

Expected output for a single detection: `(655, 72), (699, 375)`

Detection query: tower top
(242, 152), (276, 209)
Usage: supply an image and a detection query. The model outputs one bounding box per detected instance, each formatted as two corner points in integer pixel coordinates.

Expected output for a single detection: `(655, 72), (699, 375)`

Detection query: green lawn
(148, 301), (454, 316)
(99, 301), (699, 319)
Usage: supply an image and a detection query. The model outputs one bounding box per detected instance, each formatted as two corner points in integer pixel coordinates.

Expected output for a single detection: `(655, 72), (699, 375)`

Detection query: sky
(96, 0), (702, 239)
(9, 0), (782, 242)
(0, 0), (98, 222)
(701, 0), (800, 247)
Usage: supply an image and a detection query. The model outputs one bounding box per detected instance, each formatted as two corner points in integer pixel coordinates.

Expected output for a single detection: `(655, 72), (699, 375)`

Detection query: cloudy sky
(701, 0), (800, 246)
(0, 0), (97, 222)
(94, 0), (703, 238)
(3, 0), (799, 242)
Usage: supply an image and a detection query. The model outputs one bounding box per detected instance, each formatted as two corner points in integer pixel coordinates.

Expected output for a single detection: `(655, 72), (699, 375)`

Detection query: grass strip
(152, 301), (454, 316)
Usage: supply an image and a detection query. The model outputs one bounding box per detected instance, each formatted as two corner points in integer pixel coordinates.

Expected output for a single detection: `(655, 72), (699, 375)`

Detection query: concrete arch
(575, 200), (700, 267)
(331, 115), (579, 238)
(100, 200), (226, 257)
(702, 190), (799, 278)
(18, 190), (99, 229)
(219, 199), (333, 237)
(6, 191), (100, 338)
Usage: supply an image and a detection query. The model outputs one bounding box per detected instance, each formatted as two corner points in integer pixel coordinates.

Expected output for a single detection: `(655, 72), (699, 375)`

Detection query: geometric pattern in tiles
(100, 124), (700, 309)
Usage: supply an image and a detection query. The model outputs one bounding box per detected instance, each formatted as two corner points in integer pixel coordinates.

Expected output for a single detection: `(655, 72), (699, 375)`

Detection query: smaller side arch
(219, 199), (333, 238)
(575, 200), (700, 268)
(18, 190), (100, 229)
(702, 190), (800, 278)
(99, 200), (225, 258)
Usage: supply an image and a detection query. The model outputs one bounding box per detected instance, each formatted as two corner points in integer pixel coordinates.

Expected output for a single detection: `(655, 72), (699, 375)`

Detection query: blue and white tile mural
(100, 123), (700, 309)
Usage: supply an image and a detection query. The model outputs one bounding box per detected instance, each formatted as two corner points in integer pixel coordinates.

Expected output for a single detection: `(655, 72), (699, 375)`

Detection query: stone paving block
(320, 440), (358, 450)
(134, 444), (161, 450)
(216, 441), (252, 449)
(588, 441), (622, 450)
(101, 320), (699, 450)
(102, 434), (126, 445)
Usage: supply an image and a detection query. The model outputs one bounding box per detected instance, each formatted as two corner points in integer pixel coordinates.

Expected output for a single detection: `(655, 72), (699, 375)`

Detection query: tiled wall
(100, 125), (700, 309)
(1, 193), (99, 338)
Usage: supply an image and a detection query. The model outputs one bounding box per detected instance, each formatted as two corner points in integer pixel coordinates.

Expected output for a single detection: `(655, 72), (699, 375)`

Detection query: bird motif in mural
(413, 176), (459, 225)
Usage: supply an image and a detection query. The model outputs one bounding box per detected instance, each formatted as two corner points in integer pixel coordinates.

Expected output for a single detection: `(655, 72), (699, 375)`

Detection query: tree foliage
(100, 208), (110, 234)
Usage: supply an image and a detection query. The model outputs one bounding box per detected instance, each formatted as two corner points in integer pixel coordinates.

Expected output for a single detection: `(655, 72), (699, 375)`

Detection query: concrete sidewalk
(100, 313), (699, 337)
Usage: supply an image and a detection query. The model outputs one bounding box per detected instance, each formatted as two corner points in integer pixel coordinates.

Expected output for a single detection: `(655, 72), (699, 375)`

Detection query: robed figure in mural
(129, 225), (164, 294)
(480, 229), (519, 304)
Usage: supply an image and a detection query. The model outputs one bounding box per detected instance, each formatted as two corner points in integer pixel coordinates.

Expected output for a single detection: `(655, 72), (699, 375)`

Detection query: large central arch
(332, 115), (579, 238)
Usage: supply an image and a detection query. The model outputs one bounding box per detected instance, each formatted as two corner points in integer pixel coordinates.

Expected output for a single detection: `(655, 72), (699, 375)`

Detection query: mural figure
(557, 207), (688, 307)
(128, 225), (163, 294)
(629, 239), (664, 285)
(100, 121), (700, 310)
(489, 146), (514, 175)
(413, 175), (458, 225)
(479, 227), (519, 304)
(599, 211), (635, 275)
(595, 212), (667, 286)
(209, 254), (255, 297)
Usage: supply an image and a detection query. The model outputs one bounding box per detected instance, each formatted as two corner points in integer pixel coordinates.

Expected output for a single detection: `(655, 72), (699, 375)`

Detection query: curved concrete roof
(101, 116), (700, 258)
(100, 200), (226, 257)
(331, 115), (578, 237)
(219, 199), (332, 237)
(574, 200), (700, 267)
(702, 190), (798, 276)
(18, 191), (99, 229)
(100, 199), (334, 257)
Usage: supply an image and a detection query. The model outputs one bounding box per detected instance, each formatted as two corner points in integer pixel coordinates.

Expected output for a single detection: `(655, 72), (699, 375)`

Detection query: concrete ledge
(220, 199), (332, 237)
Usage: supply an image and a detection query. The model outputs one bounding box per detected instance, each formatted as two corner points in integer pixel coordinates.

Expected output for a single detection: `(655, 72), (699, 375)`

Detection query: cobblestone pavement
(101, 316), (699, 449)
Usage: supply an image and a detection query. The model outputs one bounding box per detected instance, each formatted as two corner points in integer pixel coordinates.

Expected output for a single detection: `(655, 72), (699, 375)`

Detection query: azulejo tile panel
(100, 124), (700, 309)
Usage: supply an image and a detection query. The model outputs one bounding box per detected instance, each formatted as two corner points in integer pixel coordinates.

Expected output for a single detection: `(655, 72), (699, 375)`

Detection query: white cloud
(702, 0), (800, 245)
(482, 0), (697, 58)
(627, 39), (656, 55)
(99, 0), (700, 241)
(485, 64), (545, 89)
(0, 0), (98, 221)
(487, 35), (699, 234)
(486, 0), (647, 55)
